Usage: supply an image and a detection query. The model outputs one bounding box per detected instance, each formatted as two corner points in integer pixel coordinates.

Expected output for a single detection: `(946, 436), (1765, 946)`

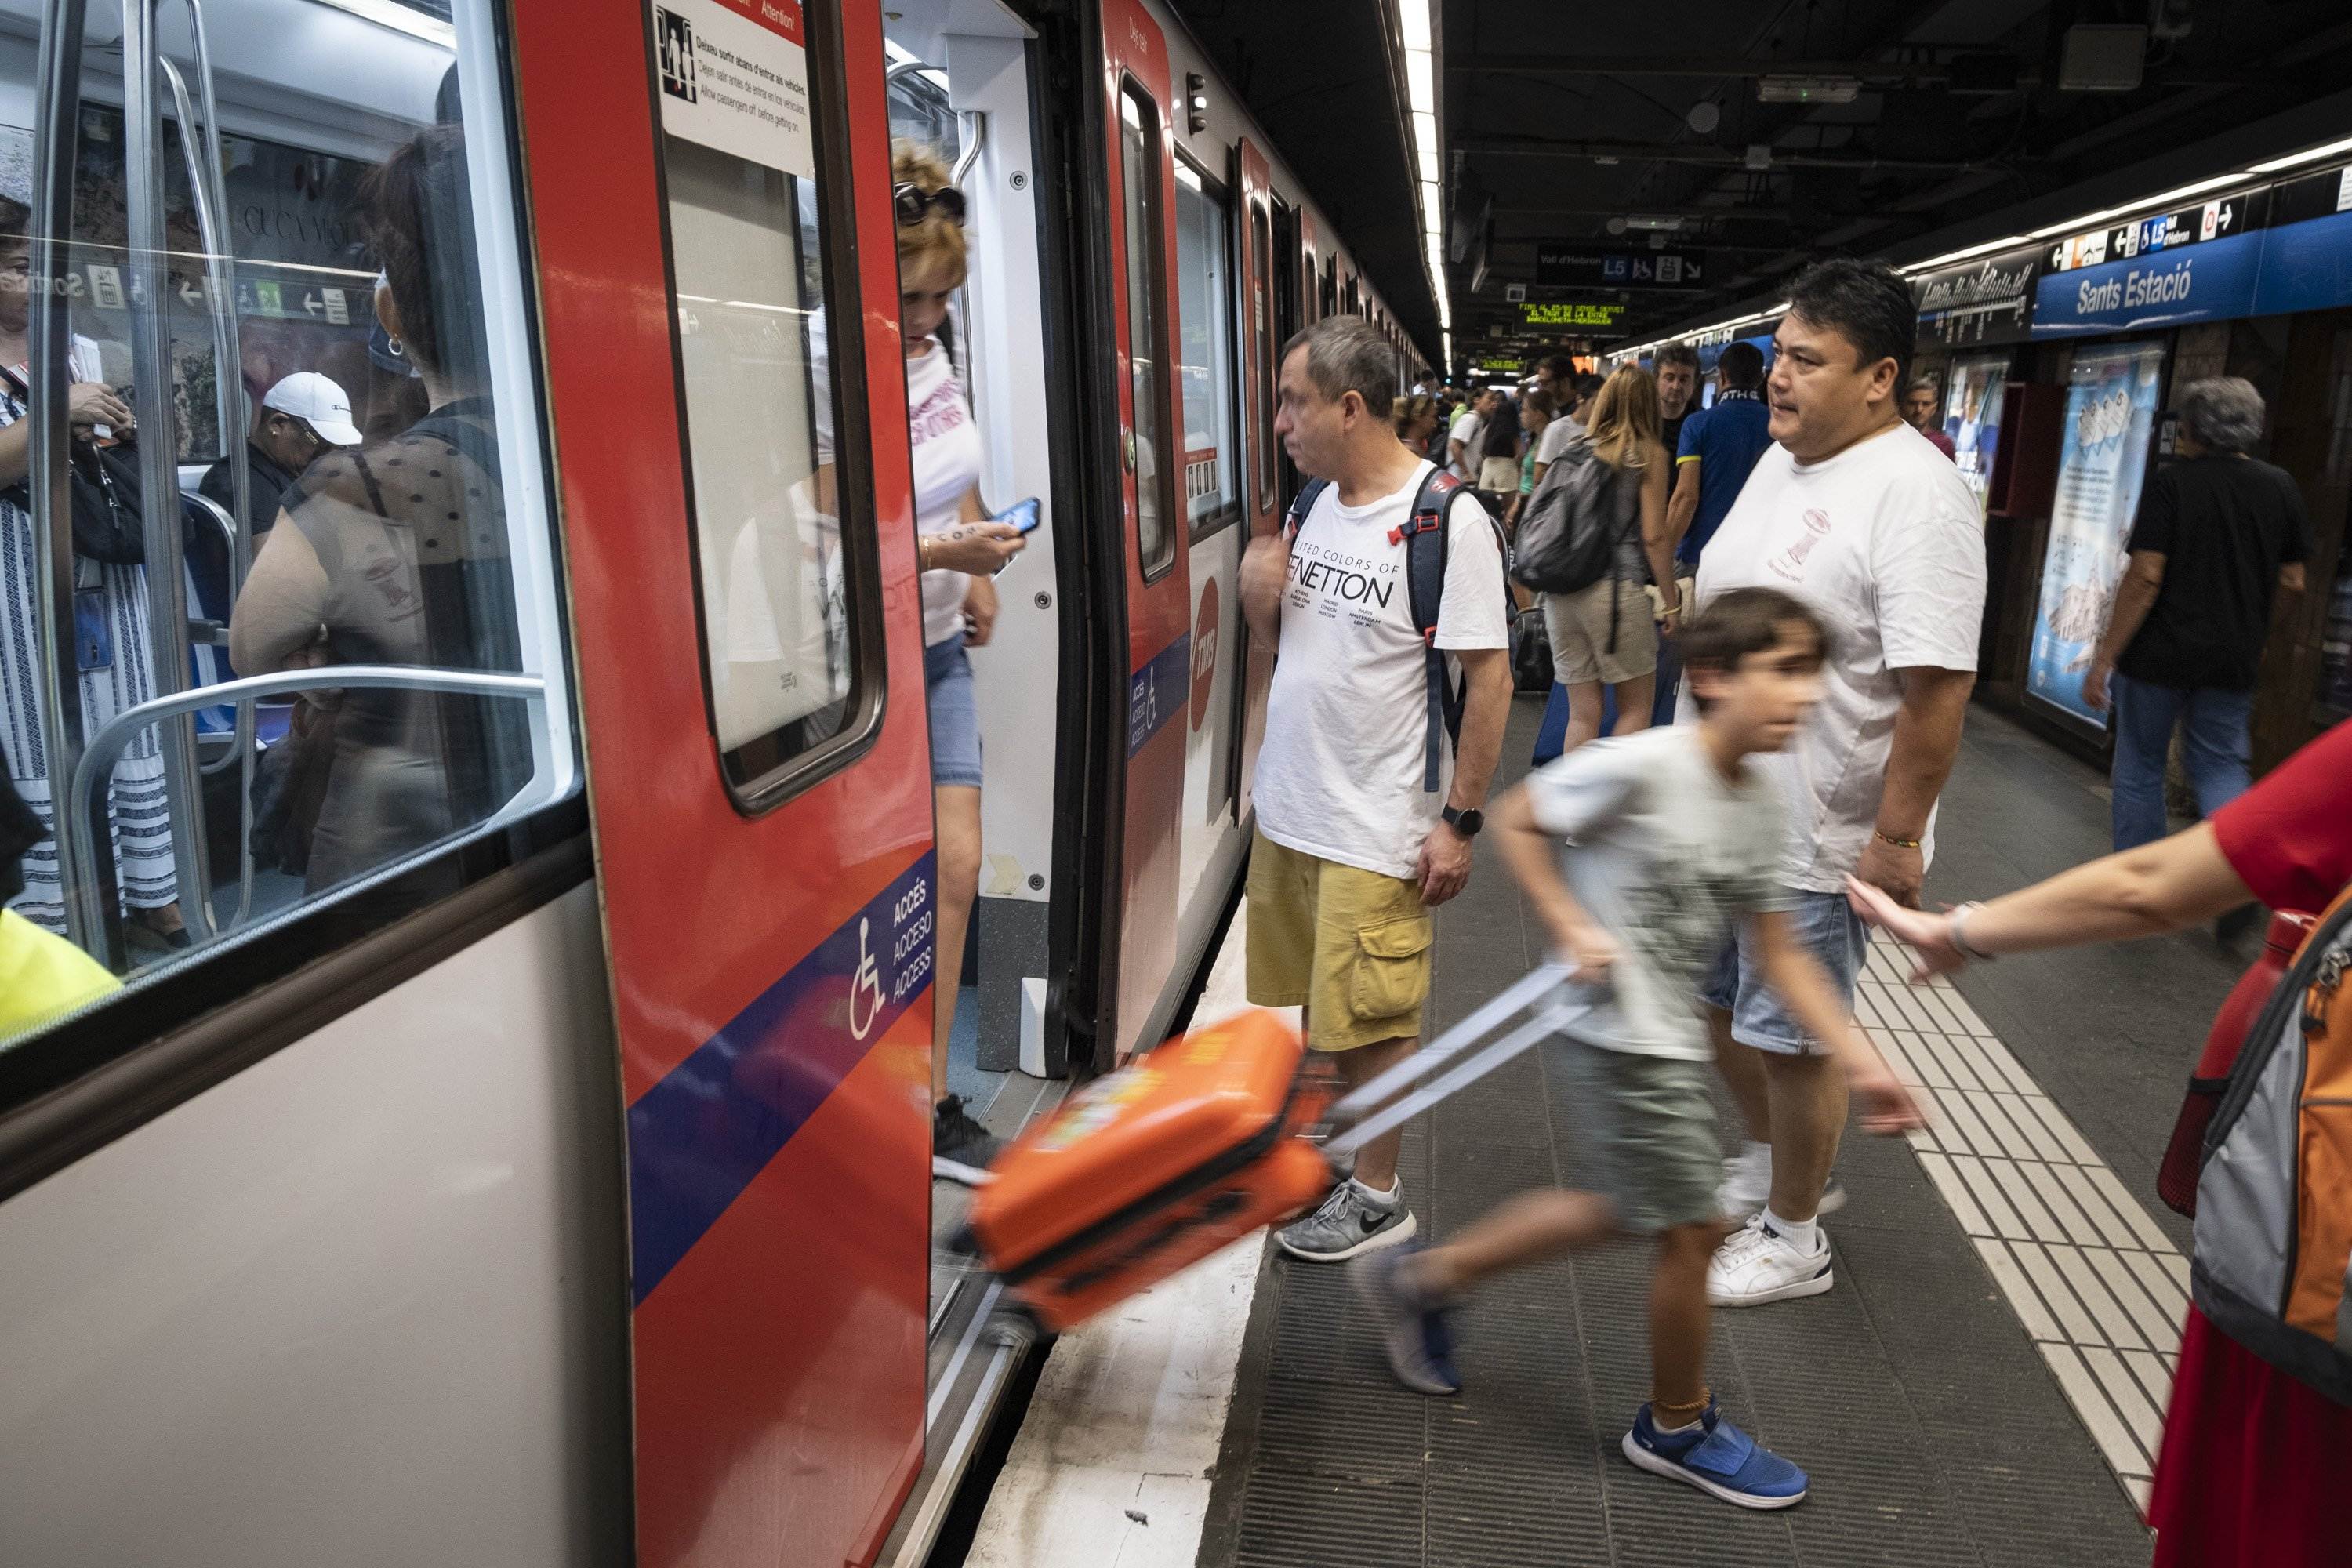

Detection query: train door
(1170, 145), (1244, 947)
(1099, 0), (1190, 1065)
(514, 2), (934, 1565)
(1232, 136), (1279, 818)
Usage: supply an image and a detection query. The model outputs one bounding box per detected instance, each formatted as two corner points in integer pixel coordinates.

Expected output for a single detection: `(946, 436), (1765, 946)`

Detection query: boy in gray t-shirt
(1352, 587), (1921, 1512)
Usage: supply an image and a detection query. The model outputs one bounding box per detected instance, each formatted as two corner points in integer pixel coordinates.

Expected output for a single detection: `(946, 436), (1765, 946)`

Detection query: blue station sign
(2031, 227), (2265, 338)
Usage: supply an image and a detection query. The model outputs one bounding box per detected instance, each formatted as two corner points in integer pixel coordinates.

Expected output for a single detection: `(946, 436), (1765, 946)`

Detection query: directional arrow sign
(303, 291), (324, 317)
(178, 279), (201, 307)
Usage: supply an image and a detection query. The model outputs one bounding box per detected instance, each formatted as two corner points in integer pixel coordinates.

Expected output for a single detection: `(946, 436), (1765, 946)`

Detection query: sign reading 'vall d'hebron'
(1911, 248), (2041, 347)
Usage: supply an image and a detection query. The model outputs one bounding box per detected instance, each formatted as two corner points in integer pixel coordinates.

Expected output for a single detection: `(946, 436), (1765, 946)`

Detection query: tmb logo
(655, 7), (699, 102)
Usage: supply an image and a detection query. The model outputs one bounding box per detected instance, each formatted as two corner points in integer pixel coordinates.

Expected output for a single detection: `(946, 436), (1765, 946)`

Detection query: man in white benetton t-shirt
(1240, 317), (1512, 1263)
(1683, 260), (1985, 1312)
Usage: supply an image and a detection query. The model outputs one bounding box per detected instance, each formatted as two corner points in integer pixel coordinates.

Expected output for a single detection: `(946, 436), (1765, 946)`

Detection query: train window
(648, 1), (879, 805)
(1173, 157), (1237, 539)
(0, 0), (577, 1047)
(1249, 201), (1276, 513)
(1118, 84), (1176, 582)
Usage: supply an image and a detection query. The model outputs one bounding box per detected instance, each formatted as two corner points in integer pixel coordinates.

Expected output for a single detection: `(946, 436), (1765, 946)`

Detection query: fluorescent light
(1413, 111), (1439, 154)
(1401, 0), (1431, 53)
(2249, 135), (2352, 174)
(1902, 234), (2034, 274)
(1418, 143), (1441, 183)
(1756, 74), (1860, 104)
(2027, 172), (2245, 239)
(1406, 48), (1435, 112)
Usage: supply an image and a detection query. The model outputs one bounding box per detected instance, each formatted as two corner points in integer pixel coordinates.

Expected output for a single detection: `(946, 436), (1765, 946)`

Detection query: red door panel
(511, 2), (931, 1563)
(1103, 0), (1192, 1063)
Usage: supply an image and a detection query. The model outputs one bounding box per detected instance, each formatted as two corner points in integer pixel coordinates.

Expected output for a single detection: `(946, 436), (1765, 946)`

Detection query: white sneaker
(1706, 1216), (1834, 1308)
(1715, 1145), (1772, 1219)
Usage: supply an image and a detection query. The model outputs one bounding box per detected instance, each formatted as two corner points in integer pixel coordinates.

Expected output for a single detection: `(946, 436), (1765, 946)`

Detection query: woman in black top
(230, 125), (527, 902)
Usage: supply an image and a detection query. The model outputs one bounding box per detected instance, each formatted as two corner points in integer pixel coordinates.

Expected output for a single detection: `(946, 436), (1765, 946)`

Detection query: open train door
(1099, 0), (1195, 1065)
(512, 2), (934, 1564)
(1231, 136), (1281, 819)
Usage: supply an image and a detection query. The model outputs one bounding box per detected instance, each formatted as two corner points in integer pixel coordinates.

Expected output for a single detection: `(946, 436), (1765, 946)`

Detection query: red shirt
(2211, 717), (2352, 913)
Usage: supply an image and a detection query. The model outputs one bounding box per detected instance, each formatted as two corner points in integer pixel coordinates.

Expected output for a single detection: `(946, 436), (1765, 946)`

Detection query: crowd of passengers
(0, 123), (525, 953)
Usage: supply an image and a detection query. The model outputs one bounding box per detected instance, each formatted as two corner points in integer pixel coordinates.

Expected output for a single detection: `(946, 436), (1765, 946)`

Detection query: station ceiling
(1178, 0), (2352, 374)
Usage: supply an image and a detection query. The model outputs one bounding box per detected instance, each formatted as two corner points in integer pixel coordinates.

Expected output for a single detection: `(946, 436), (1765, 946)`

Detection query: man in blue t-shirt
(1653, 341), (1775, 724)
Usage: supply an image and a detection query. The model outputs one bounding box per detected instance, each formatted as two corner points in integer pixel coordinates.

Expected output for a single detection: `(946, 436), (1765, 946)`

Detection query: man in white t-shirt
(1446, 387), (1494, 482)
(1240, 316), (1513, 1261)
(1682, 259), (1986, 1310)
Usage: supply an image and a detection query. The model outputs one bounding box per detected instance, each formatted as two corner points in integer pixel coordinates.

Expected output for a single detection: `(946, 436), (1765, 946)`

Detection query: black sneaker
(933, 1094), (1003, 1169)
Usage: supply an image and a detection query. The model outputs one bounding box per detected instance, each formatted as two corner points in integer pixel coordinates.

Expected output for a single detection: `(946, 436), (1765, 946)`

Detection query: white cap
(261, 371), (363, 446)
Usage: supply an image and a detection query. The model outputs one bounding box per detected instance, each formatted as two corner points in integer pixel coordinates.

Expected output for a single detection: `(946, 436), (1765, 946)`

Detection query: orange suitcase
(967, 965), (1574, 1334)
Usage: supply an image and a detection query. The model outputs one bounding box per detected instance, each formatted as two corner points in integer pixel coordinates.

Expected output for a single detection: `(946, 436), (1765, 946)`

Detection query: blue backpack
(1283, 468), (1504, 793)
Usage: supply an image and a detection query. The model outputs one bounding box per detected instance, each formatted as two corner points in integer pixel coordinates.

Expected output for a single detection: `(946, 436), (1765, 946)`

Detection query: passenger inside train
(0, 2), (2349, 1567)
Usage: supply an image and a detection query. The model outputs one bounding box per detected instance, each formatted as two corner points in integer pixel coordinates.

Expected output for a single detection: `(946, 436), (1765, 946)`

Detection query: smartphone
(995, 497), (1044, 535)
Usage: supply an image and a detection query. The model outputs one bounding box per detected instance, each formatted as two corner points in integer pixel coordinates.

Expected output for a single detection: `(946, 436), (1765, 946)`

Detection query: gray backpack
(1511, 434), (1636, 598)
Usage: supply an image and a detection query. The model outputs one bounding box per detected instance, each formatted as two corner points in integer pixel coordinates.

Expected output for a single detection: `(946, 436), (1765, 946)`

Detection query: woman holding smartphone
(895, 143), (1025, 1168)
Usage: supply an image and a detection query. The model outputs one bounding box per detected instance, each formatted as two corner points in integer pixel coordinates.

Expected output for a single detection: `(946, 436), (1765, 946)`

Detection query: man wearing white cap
(198, 371), (364, 538)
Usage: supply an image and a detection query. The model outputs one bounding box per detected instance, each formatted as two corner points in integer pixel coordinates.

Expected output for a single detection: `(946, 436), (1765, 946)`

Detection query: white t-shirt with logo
(1256, 462), (1512, 880)
(1690, 421), (1987, 892)
(905, 339), (985, 648)
(1524, 725), (1790, 1059)
(1447, 408), (1486, 480)
(1534, 414), (1584, 467)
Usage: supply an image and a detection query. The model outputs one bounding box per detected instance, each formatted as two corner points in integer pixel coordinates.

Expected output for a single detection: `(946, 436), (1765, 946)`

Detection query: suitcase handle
(1322, 963), (1585, 1160)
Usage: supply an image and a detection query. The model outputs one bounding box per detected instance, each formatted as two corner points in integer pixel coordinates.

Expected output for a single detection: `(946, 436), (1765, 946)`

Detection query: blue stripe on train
(626, 851), (937, 1306)
(1127, 633), (1190, 757)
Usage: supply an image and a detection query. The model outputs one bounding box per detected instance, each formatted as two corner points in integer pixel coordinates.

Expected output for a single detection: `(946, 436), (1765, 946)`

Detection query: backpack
(2192, 883), (2352, 1403)
(1511, 434), (1636, 600)
(1283, 468), (1505, 793)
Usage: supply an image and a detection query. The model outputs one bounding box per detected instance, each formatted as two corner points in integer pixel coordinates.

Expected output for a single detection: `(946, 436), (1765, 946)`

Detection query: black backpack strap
(1282, 477), (1330, 543)
(1396, 468), (1489, 793)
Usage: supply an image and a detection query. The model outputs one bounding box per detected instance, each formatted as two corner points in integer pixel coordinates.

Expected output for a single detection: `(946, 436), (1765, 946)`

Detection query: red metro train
(0, 0), (1424, 1563)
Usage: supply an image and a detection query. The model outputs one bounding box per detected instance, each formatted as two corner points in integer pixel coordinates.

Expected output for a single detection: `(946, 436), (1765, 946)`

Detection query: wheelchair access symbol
(849, 916), (887, 1040)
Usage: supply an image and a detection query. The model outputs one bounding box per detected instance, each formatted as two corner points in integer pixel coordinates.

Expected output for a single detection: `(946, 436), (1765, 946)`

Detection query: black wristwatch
(1443, 805), (1484, 837)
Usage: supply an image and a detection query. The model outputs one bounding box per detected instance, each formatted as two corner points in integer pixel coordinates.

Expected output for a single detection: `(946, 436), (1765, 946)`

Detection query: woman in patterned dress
(0, 194), (185, 950)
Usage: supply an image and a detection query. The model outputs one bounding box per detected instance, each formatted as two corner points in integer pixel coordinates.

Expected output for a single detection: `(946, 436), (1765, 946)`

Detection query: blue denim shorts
(924, 634), (984, 788)
(1698, 888), (1869, 1056)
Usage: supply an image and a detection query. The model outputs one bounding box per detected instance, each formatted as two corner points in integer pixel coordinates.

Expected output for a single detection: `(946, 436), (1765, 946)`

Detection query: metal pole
(122, 0), (217, 945)
(160, 53), (255, 927)
(26, 0), (122, 963)
(67, 669), (550, 941)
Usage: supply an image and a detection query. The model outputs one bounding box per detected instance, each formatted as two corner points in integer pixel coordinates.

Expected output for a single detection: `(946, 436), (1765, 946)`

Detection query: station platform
(959, 694), (2249, 1567)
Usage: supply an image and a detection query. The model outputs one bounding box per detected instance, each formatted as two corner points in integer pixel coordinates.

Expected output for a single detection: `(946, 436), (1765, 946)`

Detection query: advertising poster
(2027, 343), (2168, 728)
(1943, 353), (2009, 517)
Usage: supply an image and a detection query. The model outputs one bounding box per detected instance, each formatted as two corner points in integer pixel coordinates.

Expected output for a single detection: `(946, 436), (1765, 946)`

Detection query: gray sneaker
(1277, 1178), (1417, 1262)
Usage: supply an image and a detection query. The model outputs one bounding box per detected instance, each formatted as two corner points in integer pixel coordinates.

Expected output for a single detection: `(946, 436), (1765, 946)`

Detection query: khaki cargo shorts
(1544, 578), (1658, 686)
(1244, 829), (1432, 1051)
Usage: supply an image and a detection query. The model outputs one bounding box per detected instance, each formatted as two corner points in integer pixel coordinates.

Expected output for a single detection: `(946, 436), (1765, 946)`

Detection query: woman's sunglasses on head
(894, 183), (966, 228)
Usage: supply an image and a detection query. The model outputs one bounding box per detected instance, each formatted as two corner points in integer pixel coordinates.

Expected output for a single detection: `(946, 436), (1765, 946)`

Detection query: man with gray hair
(2085, 376), (2313, 853)
(1240, 315), (1512, 1261)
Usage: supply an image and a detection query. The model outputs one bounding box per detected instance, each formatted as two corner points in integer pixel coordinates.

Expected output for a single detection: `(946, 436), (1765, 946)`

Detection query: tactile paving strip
(1200, 706), (2156, 1568)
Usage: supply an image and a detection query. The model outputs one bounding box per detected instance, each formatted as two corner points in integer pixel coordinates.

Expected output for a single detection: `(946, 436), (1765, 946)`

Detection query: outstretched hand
(1846, 874), (1965, 981)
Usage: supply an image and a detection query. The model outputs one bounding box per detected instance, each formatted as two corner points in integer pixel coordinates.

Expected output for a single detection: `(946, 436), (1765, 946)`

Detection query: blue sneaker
(1350, 1247), (1461, 1396)
(1621, 1398), (1809, 1509)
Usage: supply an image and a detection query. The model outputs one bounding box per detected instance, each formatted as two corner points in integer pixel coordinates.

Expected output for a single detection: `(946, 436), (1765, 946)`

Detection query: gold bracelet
(1873, 829), (1922, 850)
(918, 536), (931, 572)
